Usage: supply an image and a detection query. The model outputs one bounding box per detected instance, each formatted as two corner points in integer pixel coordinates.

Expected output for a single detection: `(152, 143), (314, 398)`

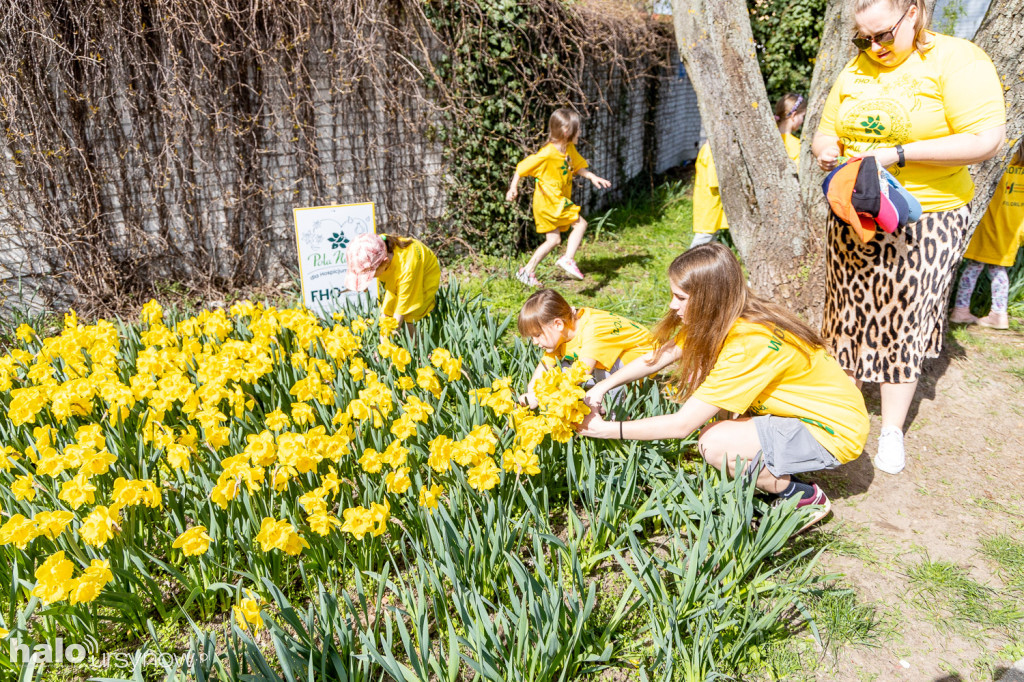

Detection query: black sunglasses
(851, 4), (912, 51)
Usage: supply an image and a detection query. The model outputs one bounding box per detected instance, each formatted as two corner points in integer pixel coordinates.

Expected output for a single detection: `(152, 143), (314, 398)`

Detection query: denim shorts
(753, 415), (841, 478)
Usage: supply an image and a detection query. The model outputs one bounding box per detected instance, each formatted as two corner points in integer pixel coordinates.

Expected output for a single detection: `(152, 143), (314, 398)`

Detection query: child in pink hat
(346, 233), (441, 328)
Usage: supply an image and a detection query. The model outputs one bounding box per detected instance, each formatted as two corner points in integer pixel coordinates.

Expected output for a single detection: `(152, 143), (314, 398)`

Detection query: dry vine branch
(0, 0), (674, 319)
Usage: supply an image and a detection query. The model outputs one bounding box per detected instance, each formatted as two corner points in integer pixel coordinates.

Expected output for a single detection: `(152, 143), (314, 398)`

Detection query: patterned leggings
(955, 260), (1009, 313)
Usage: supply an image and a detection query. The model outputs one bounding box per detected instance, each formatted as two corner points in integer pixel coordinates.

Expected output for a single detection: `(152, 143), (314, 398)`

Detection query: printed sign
(293, 202), (376, 317)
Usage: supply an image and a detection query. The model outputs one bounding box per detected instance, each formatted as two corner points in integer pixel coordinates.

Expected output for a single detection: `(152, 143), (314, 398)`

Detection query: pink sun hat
(345, 233), (388, 292)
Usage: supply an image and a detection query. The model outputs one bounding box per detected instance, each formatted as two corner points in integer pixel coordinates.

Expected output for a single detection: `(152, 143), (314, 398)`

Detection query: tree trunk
(672, 0), (1022, 324)
(966, 0), (1024, 235)
(671, 0), (827, 323)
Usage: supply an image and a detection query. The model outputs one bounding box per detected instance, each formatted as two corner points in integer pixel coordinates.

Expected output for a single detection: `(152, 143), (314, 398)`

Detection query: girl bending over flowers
(578, 244), (869, 532)
(517, 288), (656, 409)
(346, 233), (440, 331)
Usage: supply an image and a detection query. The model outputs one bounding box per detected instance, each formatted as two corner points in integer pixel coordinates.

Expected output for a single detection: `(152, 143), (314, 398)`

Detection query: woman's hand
(816, 143), (842, 171)
(590, 175), (611, 189)
(505, 186), (519, 202)
(577, 410), (612, 438)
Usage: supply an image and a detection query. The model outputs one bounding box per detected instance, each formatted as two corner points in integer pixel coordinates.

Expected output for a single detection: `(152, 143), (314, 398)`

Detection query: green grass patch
(980, 534), (1024, 592)
(811, 589), (882, 651)
(905, 555), (1024, 638)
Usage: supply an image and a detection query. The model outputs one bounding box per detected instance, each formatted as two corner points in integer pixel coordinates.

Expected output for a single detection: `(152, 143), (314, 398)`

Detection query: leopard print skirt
(822, 206), (970, 384)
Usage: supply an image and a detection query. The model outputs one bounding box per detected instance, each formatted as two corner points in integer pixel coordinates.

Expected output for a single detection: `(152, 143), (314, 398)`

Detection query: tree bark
(966, 0), (1024, 233)
(672, 0), (1022, 324)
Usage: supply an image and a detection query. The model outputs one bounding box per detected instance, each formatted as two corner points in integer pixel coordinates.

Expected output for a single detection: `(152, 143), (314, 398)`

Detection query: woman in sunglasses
(811, 0), (1005, 476)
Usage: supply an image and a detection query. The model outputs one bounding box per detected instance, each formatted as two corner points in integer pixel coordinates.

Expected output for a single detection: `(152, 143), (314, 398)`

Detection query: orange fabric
(826, 161), (876, 243)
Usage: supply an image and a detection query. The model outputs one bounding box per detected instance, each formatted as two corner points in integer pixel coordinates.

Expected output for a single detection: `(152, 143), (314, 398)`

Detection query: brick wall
(0, 46), (701, 316)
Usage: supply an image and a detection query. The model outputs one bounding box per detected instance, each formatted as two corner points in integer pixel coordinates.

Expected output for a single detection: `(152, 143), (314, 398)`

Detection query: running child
(579, 244), (869, 532)
(506, 108), (611, 286)
(775, 93), (807, 163)
(517, 288), (656, 409)
(346, 232), (441, 329)
(951, 142), (1023, 330)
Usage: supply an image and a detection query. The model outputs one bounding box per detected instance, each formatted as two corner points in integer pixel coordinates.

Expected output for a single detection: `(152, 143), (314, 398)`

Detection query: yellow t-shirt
(515, 143), (589, 233)
(692, 320), (869, 463)
(819, 33), (1005, 212)
(377, 238), (441, 322)
(782, 133), (801, 163)
(544, 308), (657, 372)
(693, 142), (728, 234)
(964, 163), (1024, 267)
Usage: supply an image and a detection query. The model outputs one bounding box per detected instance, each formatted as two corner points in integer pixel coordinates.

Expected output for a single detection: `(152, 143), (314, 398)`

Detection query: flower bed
(0, 284), (824, 680)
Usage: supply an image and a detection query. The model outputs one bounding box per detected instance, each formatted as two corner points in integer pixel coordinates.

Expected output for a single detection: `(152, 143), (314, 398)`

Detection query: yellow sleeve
(705, 149), (720, 193)
(941, 48), (1006, 135)
(516, 151), (545, 178)
(392, 246), (424, 316)
(783, 134), (801, 162)
(817, 78), (843, 138)
(692, 334), (785, 413)
(381, 287), (396, 316)
(568, 145), (589, 174)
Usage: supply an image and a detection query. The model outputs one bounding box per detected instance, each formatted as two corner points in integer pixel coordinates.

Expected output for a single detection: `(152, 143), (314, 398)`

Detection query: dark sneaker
(794, 484), (831, 533)
(775, 483), (832, 533)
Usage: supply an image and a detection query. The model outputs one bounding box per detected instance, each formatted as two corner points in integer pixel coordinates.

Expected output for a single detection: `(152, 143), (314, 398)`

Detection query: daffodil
(11, 475), (36, 501)
(428, 435), (454, 473)
(254, 517), (308, 556)
(59, 472), (97, 509)
(233, 595), (264, 633)
(307, 511), (342, 536)
(172, 526), (213, 556)
(33, 511), (75, 540)
(31, 551), (74, 605)
(79, 506), (119, 548)
(265, 409), (290, 431)
(418, 484), (444, 512)
(385, 467), (412, 495)
(0, 514), (39, 549)
(340, 507), (374, 540)
(467, 457), (501, 492)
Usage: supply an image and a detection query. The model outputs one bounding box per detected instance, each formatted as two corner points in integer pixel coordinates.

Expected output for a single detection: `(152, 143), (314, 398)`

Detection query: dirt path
(814, 326), (1024, 681)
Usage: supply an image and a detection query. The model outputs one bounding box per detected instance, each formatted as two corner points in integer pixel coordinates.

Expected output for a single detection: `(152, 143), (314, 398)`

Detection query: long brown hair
(651, 244), (824, 400)
(517, 288), (574, 337)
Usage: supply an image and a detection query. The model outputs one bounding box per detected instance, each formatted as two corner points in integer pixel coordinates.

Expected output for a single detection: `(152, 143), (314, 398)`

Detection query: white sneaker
(515, 268), (540, 287)
(874, 426), (905, 475)
(555, 255), (584, 280)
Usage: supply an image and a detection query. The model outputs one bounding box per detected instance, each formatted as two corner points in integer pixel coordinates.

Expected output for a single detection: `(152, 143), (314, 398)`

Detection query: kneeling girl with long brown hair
(579, 244), (869, 531)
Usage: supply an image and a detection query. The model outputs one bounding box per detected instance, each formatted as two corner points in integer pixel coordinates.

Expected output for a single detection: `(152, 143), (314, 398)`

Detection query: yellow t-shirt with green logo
(377, 238), (441, 322)
(516, 143), (589, 234)
(544, 308), (657, 372)
(782, 133), (801, 163)
(965, 163), (1024, 267)
(693, 320), (869, 463)
(693, 142), (728, 234)
(819, 32), (1005, 212)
